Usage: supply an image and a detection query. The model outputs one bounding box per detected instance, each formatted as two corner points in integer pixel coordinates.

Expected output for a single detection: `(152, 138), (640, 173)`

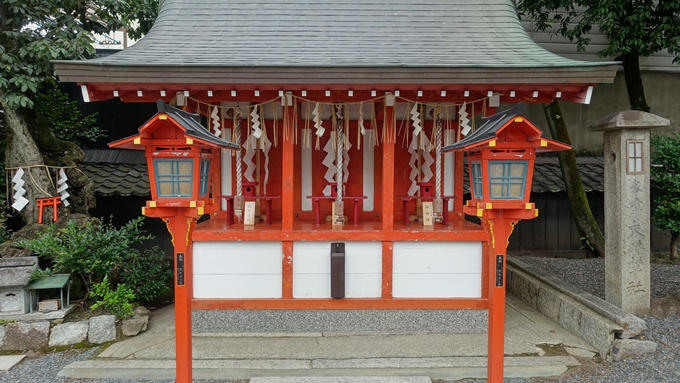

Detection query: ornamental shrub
(90, 276), (136, 318)
(651, 134), (680, 260)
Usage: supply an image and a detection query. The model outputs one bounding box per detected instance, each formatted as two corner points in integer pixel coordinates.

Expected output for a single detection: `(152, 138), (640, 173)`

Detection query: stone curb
(507, 257), (646, 338)
(507, 257), (624, 358)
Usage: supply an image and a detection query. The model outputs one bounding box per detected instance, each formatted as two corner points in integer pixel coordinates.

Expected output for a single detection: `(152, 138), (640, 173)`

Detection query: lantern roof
(109, 100), (240, 150)
(54, 0), (618, 92)
(442, 103), (570, 153)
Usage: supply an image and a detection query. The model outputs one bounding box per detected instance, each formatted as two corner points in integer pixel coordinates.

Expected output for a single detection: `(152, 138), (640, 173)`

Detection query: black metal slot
(331, 243), (346, 299)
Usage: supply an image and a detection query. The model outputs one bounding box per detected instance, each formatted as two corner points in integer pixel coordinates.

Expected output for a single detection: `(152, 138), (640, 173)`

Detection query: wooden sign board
(244, 201), (256, 226)
(422, 201), (434, 226)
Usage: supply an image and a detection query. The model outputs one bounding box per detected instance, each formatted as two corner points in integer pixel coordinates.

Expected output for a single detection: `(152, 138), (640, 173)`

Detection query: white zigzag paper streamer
(250, 106), (262, 139)
(459, 102), (472, 136)
(57, 168), (70, 207)
(410, 103), (421, 136)
(407, 133), (434, 196)
(358, 102), (365, 135)
(211, 106), (221, 137)
(12, 168), (29, 211)
(313, 103), (325, 137)
(243, 135), (257, 182)
(322, 136), (351, 196)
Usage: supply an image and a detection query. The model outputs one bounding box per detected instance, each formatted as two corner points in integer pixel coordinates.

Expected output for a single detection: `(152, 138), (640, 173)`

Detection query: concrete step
(58, 356), (580, 381)
(250, 377), (431, 383)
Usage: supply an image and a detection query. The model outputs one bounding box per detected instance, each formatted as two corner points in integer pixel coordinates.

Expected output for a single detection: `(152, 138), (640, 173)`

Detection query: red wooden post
(166, 211), (196, 383)
(282, 94), (295, 231)
(485, 213), (516, 383)
(382, 95), (395, 231)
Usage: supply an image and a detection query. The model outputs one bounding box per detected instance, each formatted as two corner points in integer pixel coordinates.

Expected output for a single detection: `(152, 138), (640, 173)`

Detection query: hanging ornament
(250, 105), (262, 139)
(358, 102), (366, 136)
(57, 168), (70, 207)
(313, 102), (325, 137)
(242, 134), (257, 183)
(11, 168), (29, 212)
(211, 106), (221, 137)
(410, 102), (421, 136)
(459, 102), (472, 136)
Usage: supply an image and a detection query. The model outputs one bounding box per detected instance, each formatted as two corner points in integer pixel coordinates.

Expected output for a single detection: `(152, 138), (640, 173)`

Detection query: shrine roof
(54, 0), (618, 87)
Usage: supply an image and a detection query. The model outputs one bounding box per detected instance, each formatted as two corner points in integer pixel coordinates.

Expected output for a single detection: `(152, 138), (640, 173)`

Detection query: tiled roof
(53, 0), (618, 86)
(81, 150), (149, 197)
(82, 150), (603, 197)
(462, 157), (604, 194)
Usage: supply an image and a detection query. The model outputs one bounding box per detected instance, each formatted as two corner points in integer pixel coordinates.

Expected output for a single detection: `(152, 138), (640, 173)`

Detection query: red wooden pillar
(282, 93), (295, 231)
(485, 212), (515, 383)
(382, 94), (395, 231)
(167, 211), (197, 383)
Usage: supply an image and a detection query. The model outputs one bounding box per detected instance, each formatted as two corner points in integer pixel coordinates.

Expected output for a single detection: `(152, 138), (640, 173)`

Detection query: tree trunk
(671, 231), (679, 260)
(620, 53), (651, 112)
(542, 101), (605, 258)
(1, 97), (55, 225)
(1, 92), (96, 225)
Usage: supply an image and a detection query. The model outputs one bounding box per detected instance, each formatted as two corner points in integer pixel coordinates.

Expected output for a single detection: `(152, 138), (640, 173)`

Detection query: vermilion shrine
(54, 0), (618, 381)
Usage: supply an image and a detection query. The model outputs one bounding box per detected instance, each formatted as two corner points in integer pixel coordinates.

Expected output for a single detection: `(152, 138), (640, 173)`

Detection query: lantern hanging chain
(435, 107), (443, 199)
(335, 104), (344, 203)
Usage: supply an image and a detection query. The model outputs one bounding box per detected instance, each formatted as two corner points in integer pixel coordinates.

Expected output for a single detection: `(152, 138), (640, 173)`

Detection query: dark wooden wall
(507, 192), (669, 253)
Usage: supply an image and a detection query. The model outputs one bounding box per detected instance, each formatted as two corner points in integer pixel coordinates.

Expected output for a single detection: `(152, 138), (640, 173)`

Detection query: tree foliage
(651, 134), (680, 259)
(36, 87), (105, 145)
(518, 0), (680, 111)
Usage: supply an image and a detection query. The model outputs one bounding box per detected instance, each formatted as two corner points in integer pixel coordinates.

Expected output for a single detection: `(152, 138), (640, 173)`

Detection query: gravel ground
(1, 257), (678, 383)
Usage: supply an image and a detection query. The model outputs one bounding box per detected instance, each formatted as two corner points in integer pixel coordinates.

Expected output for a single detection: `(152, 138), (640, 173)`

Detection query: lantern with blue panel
(109, 100), (239, 216)
(443, 103), (570, 217)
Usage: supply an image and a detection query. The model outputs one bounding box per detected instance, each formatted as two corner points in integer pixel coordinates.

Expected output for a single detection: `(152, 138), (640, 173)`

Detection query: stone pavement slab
(59, 356), (579, 381)
(250, 377), (431, 383)
(0, 355), (26, 371)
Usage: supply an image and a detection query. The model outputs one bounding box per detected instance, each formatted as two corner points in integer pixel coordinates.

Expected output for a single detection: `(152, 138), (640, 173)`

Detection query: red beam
(192, 297), (489, 310)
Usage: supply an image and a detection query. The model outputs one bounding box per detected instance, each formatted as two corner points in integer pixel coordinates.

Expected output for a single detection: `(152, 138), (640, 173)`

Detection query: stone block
(507, 271), (539, 309)
(49, 322), (89, 347)
(88, 315), (117, 344)
(536, 287), (561, 322)
(611, 339), (657, 362)
(650, 291), (680, 318)
(134, 306), (151, 316)
(5, 321), (50, 350)
(122, 316), (149, 336)
(558, 298), (616, 358)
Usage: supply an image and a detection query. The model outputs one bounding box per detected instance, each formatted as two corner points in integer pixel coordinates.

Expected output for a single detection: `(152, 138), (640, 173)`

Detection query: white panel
(444, 130), (455, 210)
(194, 275), (282, 298)
(393, 242), (482, 274)
(392, 274), (481, 298)
(193, 241), (282, 298)
(392, 242), (482, 298)
(293, 242), (381, 298)
(220, 127), (232, 210)
(363, 130), (375, 211)
(301, 129), (313, 211)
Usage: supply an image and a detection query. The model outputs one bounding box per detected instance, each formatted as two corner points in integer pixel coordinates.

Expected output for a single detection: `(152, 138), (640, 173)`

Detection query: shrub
(651, 134), (680, 260)
(90, 276), (136, 318)
(121, 246), (172, 303)
(17, 216), (171, 303)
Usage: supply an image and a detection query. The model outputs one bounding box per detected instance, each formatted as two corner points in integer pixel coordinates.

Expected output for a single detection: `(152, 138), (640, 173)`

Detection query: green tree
(0, 0), (157, 224)
(651, 134), (680, 260)
(518, 0), (680, 257)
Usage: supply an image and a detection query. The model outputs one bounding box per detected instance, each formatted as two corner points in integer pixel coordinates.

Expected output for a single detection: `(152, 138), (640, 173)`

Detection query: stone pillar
(589, 111), (669, 315)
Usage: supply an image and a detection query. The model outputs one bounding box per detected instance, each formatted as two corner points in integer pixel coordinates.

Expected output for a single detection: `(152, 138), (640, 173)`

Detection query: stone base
(193, 310), (488, 334)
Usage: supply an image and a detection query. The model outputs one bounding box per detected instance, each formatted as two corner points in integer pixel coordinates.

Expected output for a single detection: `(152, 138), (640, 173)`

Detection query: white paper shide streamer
(11, 168), (29, 211)
(313, 103), (325, 137)
(57, 168), (70, 207)
(211, 106), (221, 137)
(358, 102), (365, 136)
(250, 106), (262, 139)
(410, 103), (421, 136)
(459, 102), (472, 136)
